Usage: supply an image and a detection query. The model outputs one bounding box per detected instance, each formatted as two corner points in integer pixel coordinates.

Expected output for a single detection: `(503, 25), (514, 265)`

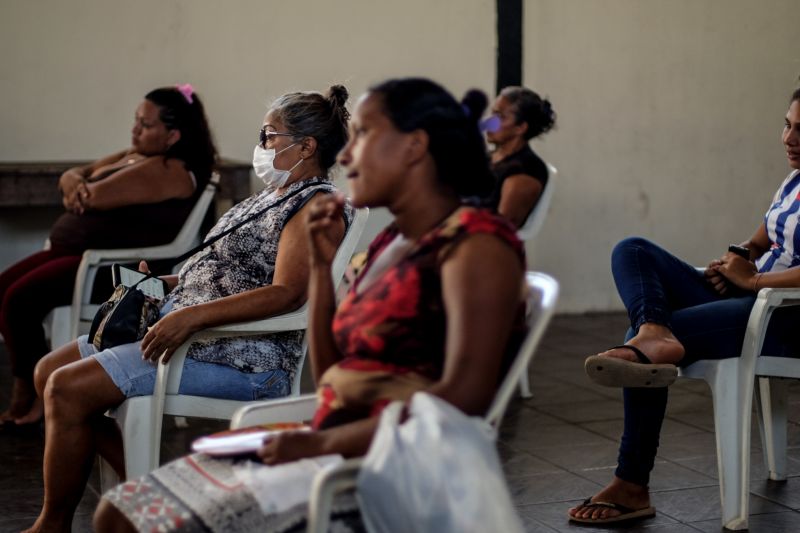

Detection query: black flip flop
(584, 345), (677, 388)
(569, 497), (656, 524)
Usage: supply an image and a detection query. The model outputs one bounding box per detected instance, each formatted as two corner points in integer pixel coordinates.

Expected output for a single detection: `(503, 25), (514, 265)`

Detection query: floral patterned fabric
(313, 206), (525, 429)
(168, 177), (352, 377)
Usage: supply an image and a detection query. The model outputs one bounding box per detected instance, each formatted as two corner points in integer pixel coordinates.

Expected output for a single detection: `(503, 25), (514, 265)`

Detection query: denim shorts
(77, 335), (291, 401)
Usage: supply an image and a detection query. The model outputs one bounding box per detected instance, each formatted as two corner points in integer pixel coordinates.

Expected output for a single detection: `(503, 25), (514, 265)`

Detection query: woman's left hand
(716, 252), (759, 291)
(140, 307), (202, 363)
(256, 430), (326, 465)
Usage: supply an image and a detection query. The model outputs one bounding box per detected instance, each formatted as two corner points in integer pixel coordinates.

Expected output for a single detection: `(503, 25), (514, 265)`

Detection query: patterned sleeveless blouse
(313, 206), (525, 429)
(168, 176), (352, 378)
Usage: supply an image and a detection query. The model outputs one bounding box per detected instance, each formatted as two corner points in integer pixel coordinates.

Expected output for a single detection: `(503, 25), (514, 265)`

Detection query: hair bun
(328, 85), (349, 109)
(461, 89), (488, 122)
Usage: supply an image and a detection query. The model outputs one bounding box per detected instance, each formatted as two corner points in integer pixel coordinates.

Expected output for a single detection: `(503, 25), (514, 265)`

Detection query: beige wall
(2, 1), (799, 313)
(524, 0), (800, 311)
(0, 0), (495, 266)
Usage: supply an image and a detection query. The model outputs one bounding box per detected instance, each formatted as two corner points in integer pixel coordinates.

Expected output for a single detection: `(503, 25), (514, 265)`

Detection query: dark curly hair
(368, 77), (494, 198)
(499, 86), (556, 140)
(268, 85), (350, 173)
(145, 87), (218, 187)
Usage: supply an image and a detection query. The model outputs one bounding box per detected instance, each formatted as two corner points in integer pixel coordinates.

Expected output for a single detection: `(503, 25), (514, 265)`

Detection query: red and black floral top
(312, 207), (526, 429)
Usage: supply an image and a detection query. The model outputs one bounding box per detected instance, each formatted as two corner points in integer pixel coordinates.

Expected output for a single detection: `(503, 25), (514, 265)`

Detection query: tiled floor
(3, 312), (800, 532)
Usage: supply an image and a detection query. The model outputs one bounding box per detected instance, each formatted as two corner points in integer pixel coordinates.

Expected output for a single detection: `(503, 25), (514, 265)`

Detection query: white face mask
(252, 143), (303, 189)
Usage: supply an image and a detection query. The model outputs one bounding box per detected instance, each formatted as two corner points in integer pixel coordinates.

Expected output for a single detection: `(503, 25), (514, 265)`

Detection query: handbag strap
(168, 180), (325, 268)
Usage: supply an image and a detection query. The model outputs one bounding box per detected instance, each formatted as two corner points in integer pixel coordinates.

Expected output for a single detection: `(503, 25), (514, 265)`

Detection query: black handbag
(86, 180), (323, 350)
(88, 274), (163, 350)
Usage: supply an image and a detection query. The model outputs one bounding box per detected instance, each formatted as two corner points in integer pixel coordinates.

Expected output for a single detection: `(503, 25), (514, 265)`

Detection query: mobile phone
(111, 264), (168, 300)
(728, 244), (750, 259)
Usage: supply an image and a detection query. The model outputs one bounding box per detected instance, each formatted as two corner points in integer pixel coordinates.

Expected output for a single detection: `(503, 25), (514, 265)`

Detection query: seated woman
(91, 77), (527, 533)
(23, 85), (352, 533)
(0, 85), (217, 426)
(569, 87), (800, 525)
(484, 86), (556, 229)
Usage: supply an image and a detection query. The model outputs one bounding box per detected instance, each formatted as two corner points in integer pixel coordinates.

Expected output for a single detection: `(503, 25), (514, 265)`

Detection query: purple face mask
(480, 114), (501, 133)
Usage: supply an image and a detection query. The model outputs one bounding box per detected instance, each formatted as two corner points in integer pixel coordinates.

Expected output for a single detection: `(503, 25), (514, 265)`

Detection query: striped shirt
(757, 169), (800, 273)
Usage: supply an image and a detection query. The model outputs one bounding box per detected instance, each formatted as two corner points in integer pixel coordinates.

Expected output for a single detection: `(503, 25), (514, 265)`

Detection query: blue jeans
(611, 237), (799, 486)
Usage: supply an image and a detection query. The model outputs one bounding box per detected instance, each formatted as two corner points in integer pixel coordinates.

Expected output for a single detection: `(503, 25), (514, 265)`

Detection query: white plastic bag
(356, 392), (524, 533)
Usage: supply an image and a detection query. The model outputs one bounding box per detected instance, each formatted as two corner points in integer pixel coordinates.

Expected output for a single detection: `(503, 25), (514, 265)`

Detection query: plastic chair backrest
(516, 163), (557, 242)
(68, 172), (220, 338)
(103, 207), (370, 484)
(485, 271), (559, 428)
(289, 206), (369, 395)
(303, 270), (559, 533)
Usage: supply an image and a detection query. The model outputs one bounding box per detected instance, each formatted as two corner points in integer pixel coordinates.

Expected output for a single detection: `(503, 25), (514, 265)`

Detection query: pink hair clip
(175, 83), (194, 104)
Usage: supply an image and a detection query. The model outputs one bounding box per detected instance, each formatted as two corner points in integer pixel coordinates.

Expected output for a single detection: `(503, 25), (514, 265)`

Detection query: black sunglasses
(259, 126), (295, 148)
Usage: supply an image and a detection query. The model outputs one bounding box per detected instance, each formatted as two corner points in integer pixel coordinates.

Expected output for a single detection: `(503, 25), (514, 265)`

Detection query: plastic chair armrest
(307, 458), (364, 533)
(230, 394), (317, 429)
(198, 307), (308, 336)
(740, 287), (800, 366)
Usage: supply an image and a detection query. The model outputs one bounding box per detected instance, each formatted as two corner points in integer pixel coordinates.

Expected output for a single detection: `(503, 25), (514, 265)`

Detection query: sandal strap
(609, 344), (652, 364)
(580, 499), (640, 515)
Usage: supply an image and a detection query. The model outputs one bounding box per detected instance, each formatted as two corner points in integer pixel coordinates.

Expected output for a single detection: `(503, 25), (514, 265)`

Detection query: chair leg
(99, 457), (121, 493)
(705, 357), (751, 531)
(518, 371), (532, 399)
(113, 397), (161, 480)
(48, 306), (72, 350)
(755, 377), (789, 481)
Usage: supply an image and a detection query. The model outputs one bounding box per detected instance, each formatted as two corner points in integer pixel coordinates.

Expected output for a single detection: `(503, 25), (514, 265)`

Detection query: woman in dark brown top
(0, 85), (217, 426)
(484, 86), (556, 229)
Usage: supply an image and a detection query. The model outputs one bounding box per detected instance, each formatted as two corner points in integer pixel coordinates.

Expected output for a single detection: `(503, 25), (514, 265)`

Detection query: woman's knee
(612, 236), (655, 259)
(34, 341), (80, 397)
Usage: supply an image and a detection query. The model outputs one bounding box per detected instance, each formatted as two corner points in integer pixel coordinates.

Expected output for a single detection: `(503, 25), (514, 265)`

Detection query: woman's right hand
(704, 259), (730, 295)
(307, 193), (346, 267)
(59, 170), (90, 214)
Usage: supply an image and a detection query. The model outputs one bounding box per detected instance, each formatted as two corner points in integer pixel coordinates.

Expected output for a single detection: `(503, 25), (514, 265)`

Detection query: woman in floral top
(94, 78), (526, 532)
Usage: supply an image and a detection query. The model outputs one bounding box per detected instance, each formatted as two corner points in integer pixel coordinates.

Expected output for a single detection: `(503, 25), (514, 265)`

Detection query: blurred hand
(716, 252), (758, 291)
(59, 170), (88, 214)
(306, 193), (346, 267)
(704, 258), (729, 295)
(256, 430), (325, 465)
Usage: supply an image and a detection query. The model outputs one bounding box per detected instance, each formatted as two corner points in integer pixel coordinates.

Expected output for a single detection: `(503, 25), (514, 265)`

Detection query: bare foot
(568, 476), (651, 521)
(1, 377), (36, 422)
(595, 323), (684, 365)
(15, 396), (44, 425)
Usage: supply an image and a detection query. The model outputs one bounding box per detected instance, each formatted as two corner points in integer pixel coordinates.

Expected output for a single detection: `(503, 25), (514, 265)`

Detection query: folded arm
(80, 156), (195, 211)
(59, 150), (129, 212)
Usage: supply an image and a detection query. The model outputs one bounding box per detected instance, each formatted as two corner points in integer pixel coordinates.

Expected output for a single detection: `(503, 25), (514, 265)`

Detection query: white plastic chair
(230, 271), (560, 533)
(516, 162), (557, 242)
(677, 284), (800, 530)
(47, 172), (220, 349)
(104, 207), (369, 485)
(517, 163), (557, 398)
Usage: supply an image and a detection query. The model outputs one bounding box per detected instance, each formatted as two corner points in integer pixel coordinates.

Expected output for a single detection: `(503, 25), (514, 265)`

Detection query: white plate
(192, 426), (310, 456)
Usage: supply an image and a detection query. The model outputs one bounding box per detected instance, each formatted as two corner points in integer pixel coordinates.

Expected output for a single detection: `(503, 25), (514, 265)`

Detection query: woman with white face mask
(26, 85), (352, 533)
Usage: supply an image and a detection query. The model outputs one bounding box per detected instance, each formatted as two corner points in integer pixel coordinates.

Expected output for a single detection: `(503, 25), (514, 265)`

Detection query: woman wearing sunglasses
(484, 86), (556, 228)
(0, 85), (217, 427)
(24, 86), (352, 533)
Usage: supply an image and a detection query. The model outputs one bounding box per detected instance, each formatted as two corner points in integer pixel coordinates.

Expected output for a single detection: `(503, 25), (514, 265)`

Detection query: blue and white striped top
(757, 169), (800, 273)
